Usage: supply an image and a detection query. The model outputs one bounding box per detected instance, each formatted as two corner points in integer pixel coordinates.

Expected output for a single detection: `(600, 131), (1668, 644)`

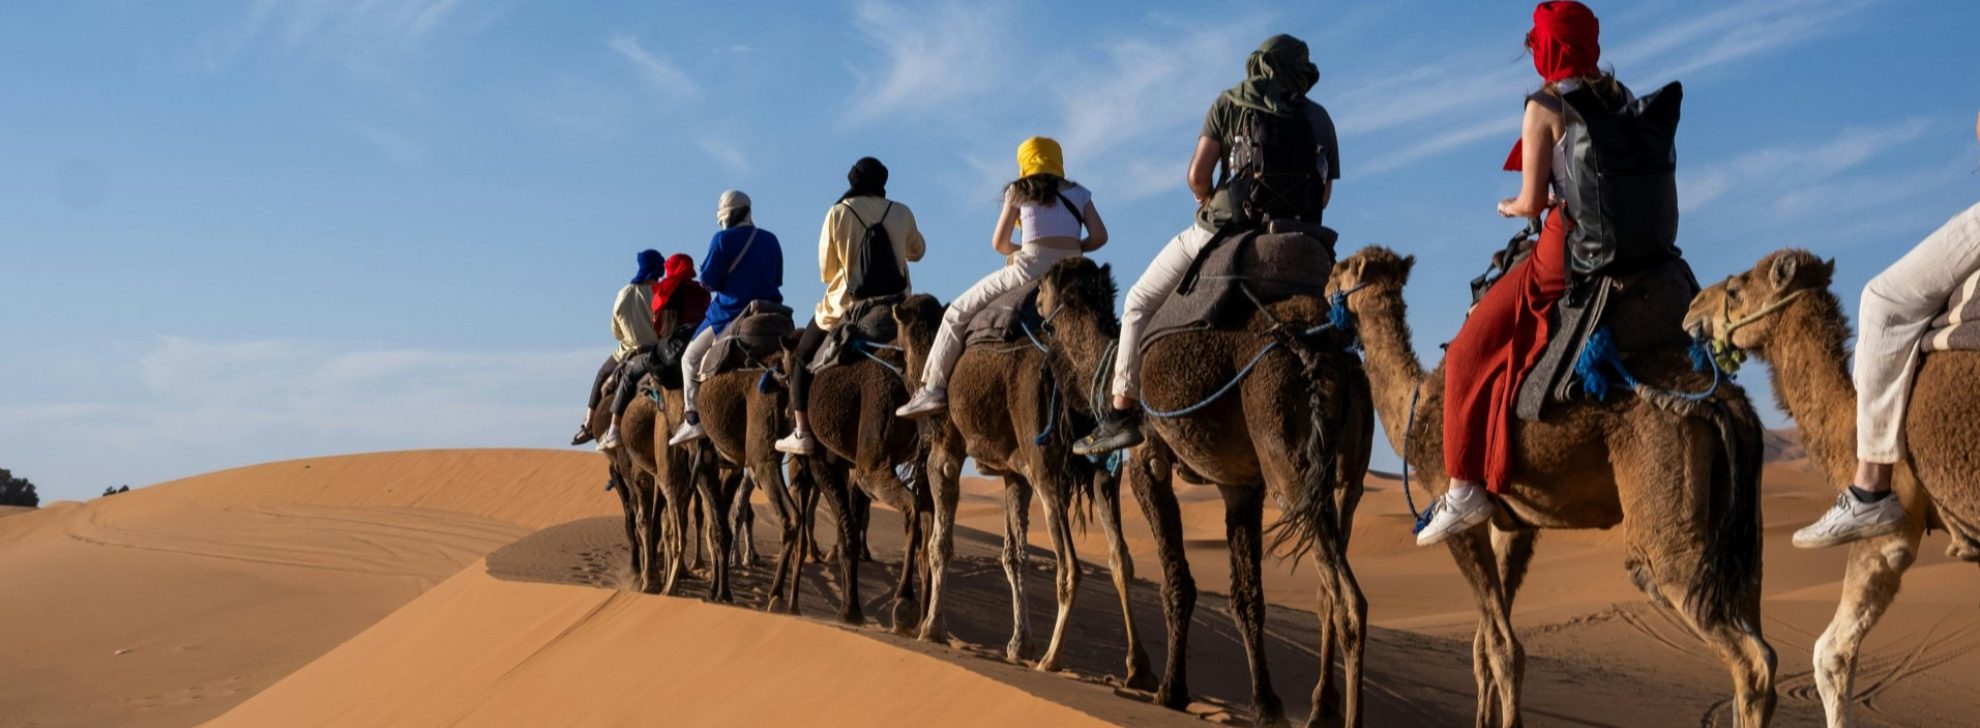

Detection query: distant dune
(0, 447), (1972, 727)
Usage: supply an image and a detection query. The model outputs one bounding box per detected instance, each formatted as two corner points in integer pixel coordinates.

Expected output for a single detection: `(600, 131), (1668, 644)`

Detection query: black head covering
(839, 157), (889, 202)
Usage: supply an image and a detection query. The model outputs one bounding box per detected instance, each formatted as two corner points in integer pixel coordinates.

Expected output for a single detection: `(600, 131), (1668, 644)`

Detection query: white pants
(921, 246), (1081, 391)
(1112, 224), (1218, 401)
(680, 327), (717, 415)
(1855, 200), (1980, 463)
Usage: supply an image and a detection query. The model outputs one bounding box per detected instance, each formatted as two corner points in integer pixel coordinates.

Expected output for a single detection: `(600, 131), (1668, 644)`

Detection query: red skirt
(1442, 208), (1570, 492)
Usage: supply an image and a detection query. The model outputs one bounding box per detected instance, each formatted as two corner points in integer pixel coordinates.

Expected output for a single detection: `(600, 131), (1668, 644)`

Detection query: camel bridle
(1706, 283), (1810, 374)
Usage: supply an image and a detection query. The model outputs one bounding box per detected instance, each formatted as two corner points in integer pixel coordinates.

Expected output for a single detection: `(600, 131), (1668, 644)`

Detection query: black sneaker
(1073, 409), (1144, 456)
(570, 424), (596, 446)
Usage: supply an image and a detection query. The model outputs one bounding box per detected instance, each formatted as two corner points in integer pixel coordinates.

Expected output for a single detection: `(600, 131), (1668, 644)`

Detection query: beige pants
(1855, 200), (1980, 463)
(921, 245), (1080, 391)
(679, 327), (717, 415)
(1111, 224), (1218, 401)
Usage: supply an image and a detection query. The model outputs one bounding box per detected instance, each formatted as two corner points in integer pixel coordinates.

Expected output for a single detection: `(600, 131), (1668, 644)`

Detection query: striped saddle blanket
(1922, 268), (1980, 352)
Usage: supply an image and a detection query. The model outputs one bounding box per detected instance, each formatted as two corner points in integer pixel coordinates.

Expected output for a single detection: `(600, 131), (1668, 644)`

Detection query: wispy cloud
(841, 0), (1012, 126)
(609, 34), (699, 100)
(199, 0), (492, 84)
(1681, 118), (1932, 210)
(699, 137), (749, 175)
(352, 124), (429, 167)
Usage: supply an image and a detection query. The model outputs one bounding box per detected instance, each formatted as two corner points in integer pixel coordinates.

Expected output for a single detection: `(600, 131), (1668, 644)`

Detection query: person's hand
(1497, 198), (1519, 218)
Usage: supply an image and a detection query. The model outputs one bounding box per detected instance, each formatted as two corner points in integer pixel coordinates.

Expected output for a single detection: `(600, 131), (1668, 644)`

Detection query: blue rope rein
(1574, 326), (1724, 403)
(1399, 382), (1433, 534)
(853, 339), (904, 376)
(1140, 283), (1366, 420)
(1019, 318), (1062, 445)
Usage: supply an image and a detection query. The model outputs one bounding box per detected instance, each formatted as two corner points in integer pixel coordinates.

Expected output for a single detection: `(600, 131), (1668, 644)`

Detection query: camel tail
(1267, 349), (1359, 563)
(1692, 392), (1766, 628)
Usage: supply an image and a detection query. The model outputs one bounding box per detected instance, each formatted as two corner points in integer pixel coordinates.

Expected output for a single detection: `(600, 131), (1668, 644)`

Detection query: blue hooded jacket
(696, 225), (783, 335)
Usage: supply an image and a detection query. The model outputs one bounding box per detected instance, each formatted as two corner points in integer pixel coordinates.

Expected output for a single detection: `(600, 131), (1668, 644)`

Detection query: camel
(1684, 250), (1980, 728)
(1326, 246), (1777, 727)
(897, 258), (1153, 685)
(694, 358), (817, 612)
(1119, 258), (1376, 728)
(612, 379), (710, 597)
(783, 298), (940, 630)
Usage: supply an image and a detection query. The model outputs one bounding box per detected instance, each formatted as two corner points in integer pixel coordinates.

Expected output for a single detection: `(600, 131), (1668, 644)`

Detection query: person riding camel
(572, 249), (665, 446)
(1794, 110), (1980, 548)
(774, 157), (927, 455)
(670, 190), (785, 446)
(895, 137), (1109, 419)
(1074, 33), (1340, 455)
(599, 253), (709, 450)
(1415, 1), (1667, 545)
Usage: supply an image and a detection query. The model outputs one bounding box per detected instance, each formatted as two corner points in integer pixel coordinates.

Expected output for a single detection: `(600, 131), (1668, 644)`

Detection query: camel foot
(1154, 684), (1190, 711)
(1123, 663), (1158, 693)
(1005, 640), (1028, 664)
(837, 607), (864, 627)
(1251, 697), (1288, 728)
(916, 624), (948, 644)
(1035, 656), (1064, 674)
(889, 600), (919, 636)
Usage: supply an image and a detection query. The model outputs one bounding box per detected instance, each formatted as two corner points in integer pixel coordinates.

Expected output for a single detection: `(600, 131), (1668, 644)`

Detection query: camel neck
(1054, 308), (1115, 412)
(1353, 288), (1430, 461)
(1759, 297), (1858, 487)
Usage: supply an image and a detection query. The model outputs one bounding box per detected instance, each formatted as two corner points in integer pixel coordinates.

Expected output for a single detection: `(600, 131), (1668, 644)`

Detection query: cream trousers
(920, 245), (1081, 391)
(1112, 224), (1218, 401)
(679, 327), (717, 415)
(1855, 200), (1980, 463)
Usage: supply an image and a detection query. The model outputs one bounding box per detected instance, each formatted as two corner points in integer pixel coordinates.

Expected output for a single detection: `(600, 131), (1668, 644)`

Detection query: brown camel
(1121, 263), (1375, 728)
(613, 380), (710, 596)
(898, 258), (1153, 685)
(1684, 250), (1980, 728)
(1328, 246), (1777, 728)
(695, 360), (816, 612)
(784, 297), (940, 629)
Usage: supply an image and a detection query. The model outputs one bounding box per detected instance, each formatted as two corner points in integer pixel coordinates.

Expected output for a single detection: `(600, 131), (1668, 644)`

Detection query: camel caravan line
(571, 11), (1980, 727)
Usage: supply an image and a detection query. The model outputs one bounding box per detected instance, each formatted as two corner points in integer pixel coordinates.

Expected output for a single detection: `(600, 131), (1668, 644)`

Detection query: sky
(3, 0), (1978, 502)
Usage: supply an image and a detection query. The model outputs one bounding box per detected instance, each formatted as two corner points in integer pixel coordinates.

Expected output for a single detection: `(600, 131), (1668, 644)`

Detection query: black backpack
(1223, 106), (1322, 225)
(844, 200), (907, 299)
(1557, 81), (1683, 277)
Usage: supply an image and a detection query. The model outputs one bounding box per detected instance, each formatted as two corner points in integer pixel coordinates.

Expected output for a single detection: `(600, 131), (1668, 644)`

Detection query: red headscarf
(650, 254), (711, 329)
(1504, 1), (1602, 171)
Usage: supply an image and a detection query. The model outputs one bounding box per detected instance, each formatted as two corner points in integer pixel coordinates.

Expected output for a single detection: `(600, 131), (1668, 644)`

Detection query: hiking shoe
(774, 429), (816, 456)
(895, 388), (948, 419)
(1793, 490), (1905, 549)
(668, 420), (706, 447)
(596, 425), (621, 452)
(1073, 409), (1144, 456)
(570, 423), (595, 446)
(1415, 488), (1494, 546)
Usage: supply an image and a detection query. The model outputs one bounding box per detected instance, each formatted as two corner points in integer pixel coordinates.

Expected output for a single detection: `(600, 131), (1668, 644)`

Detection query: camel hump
(1140, 225), (1339, 356)
(1921, 267), (1980, 353)
(1517, 258), (1702, 421)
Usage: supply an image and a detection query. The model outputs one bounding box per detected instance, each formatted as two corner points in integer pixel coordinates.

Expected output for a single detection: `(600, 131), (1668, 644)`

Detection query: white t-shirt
(1013, 183), (1092, 245)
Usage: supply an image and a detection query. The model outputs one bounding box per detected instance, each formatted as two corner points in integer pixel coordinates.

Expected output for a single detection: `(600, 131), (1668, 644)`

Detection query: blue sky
(3, 0), (1977, 502)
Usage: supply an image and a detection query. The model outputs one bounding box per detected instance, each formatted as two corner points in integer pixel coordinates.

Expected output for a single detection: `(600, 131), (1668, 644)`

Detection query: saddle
(698, 300), (796, 380)
(809, 294), (905, 373)
(1513, 256), (1699, 421)
(963, 279), (1044, 347)
(1140, 221), (1340, 355)
(1921, 267), (1980, 352)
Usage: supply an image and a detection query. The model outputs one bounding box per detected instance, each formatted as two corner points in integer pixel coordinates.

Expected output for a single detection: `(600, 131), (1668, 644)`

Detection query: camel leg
(762, 462), (800, 614)
(886, 475), (924, 636)
(732, 471), (757, 569)
(815, 459), (864, 625)
(1473, 527), (1537, 727)
(697, 461), (740, 603)
(918, 440), (965, 642)
(1814, 530), (1918, 728)
(1034, 468), (1082, 674)
(1000, 476), (1035, 662)
(1096, 468), (1155, 690)
(854, 489), (875, 563)
(1446, 528), (1520, 728)
(611, 471), (643, 581)
(1297, 503), (1365, 728)
(1130, 444), (1195, 710)
(1218, 484), (1285, 727)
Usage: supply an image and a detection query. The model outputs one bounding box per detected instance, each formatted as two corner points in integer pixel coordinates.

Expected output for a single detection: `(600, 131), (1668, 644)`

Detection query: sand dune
(0, 447), (1972, 727)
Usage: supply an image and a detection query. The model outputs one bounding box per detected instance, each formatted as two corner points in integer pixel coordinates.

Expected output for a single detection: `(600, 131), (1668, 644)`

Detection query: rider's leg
(1075, 225), (1214, 454)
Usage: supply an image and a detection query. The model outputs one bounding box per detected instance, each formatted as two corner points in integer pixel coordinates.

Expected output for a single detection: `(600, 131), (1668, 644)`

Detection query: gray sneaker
(1793, 491), (1905, 549)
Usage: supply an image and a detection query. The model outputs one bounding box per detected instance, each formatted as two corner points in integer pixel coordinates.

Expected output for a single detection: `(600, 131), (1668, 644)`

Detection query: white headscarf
(717, 189), (753, 228)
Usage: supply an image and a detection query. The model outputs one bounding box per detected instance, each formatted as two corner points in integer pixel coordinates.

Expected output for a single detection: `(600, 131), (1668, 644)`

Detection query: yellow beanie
(1016, 136), (1064, 179)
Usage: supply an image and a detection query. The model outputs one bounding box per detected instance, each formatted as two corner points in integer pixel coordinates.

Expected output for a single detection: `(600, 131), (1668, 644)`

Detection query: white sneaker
(668, 420), (705, 447)
(596, 425), (621, 452)
(1793, 491), (1905, 549)
(894, 388), (948, 419)
(773, 429), (816, 456)
(1415, 488), (1494, 546)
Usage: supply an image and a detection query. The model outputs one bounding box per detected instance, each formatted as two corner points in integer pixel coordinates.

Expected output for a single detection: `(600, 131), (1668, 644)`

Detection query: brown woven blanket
(1922, 268), (1980, 352)
(1138, 224), (1338, 355)
(962, 279), (1043, 347)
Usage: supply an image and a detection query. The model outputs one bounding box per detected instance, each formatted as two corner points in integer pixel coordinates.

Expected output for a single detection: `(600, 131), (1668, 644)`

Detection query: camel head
(1035, 256), (1119, 334)
(892, 293), (945, 386)
(1683, 248), (1836, 354)
(1326, 245), (1415, 315)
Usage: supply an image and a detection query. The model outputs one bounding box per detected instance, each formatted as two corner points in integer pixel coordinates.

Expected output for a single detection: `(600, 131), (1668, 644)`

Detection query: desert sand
(0, 442), (1972, 727)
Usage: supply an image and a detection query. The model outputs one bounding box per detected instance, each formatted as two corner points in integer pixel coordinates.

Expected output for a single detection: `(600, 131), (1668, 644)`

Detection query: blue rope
(757, 369), (776, 393)
(1019, 319), (1059, 446)
(1574, 326), (1721, 403)
(853, 340), (903, 376)
(643, 385), (664, 406)
(1141, 340), (1282, 419)
(1400, 383), (1432, 534)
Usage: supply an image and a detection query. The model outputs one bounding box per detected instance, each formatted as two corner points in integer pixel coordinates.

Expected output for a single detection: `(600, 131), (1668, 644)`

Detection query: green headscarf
(1220, 34), (1319, 116)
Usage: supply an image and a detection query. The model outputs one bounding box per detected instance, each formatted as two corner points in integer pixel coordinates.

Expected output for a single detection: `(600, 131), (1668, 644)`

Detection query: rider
(1073, 33), (1339, 454)
(895, 137), (1109, 418)
(599, 253), (709, 450)
(670, 190), (785, 446)
(1794, 110), (1980, 548)
(572, 249), (664, 446)
(1415, 1), (1627, 545)
(774, 157), (927, 455)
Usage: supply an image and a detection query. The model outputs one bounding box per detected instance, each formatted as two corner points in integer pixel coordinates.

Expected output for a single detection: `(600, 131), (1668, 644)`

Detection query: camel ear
(1820, 257), (1837, 285)
(1769, 254), (1800, 290)
(1401, 254), (1418, 278)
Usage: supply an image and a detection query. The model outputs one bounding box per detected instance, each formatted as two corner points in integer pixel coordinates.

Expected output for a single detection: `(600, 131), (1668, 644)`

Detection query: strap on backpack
(726, 227), (760, 276)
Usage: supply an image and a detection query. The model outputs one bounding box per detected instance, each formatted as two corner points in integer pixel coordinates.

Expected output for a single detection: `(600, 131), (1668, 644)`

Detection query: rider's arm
(1320, 179), (1334, 211)
(1080, 199), (1109, 252)
(1187, 137), (1220, 204)
(991, 194), (1020, 257)
(1499, 100), (1560, 218)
